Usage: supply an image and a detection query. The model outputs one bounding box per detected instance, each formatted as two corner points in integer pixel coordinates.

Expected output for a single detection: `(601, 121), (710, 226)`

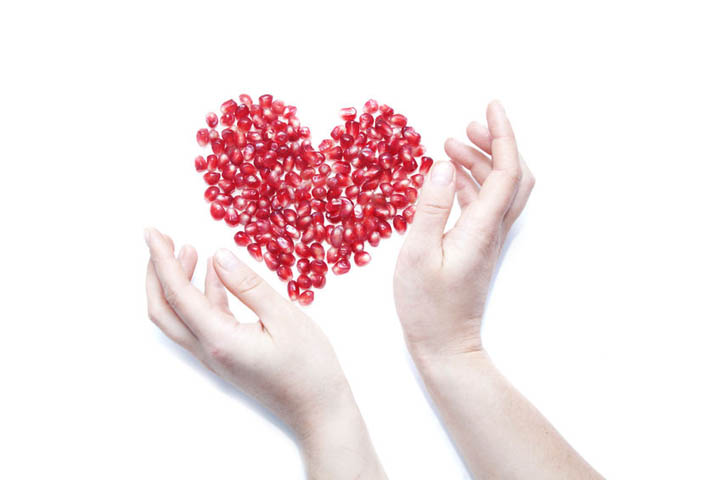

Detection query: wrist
(298, 400), (385, 479)
(411, 344), (492, 384)
(402, 320), (485, 373)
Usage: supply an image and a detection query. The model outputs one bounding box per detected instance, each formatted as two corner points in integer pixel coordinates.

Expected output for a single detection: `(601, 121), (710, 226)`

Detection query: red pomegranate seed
(310, 260), (328, 275)
(354, 251), (371, 266)
(204, 186), (220, 202)
(264, 252), (280, 271)
(340, 107), (357, 121)
(389, 114), (407, 127)
(308, 272), (326, 288)
(287, 281), (299, 301)
(363, 99), (379, 114)
(297, 258), (310, 274)
(247, 244), (262, 262)
(210, 202), (226, 220)
(205, 112), (218, 128)
(197, 128), (210, 146)
(297, 274), (312, 290)
(419, 156), (434, 175)
(221, 99), (237, 114)
(332, 259), (351, 275)
(393, 215), (407, 233)
(234, 231), (251, 247)
(224, 208), (240, 226)
(239, 94), (252, 105)
(277, 266), (292, 282)
(299, 290), (314, 306)
(195, 155), (207, 171)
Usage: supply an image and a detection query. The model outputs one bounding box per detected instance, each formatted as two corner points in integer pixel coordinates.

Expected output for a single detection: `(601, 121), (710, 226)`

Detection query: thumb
(406, 161), (456, 248)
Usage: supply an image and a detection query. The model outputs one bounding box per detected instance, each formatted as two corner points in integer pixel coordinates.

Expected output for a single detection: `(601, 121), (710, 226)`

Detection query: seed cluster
(195, 94), (432, 305)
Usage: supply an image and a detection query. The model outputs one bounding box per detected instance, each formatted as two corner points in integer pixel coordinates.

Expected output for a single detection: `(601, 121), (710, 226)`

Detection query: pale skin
(145, 231), (387, 479)
(145, 100), (601, 479)
(395, 101), (601, 479)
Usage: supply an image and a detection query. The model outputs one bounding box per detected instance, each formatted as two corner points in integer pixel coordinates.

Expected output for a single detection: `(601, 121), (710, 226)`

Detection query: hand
(393, 101), (534, 361)
(145, 228), (386, 479)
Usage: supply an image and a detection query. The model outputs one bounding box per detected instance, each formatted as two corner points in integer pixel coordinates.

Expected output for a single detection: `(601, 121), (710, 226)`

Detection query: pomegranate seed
(195, 155), (207, 171)
(287, 281), (299, 301)
(204, 186), (220, 202)
(299, 290), (314, 306)
(297, 274), (312, 290)
(354, 251), (371, 266)
(210, 202), (226, 220)
(197, 128), (210, 146)
(205, 112), (218, 128)
(332, 259), (351, 275)
(393, 215), (407, 234)
(308, 272), (326, 288)
(234, 231), (251, 247)
(264, 252), (280, 271)
(277, 266), (293, 282)
(363, 99), (379, 114)
(310, 260), (328, 275)
(419, 156), (433, 175)
(247, 244), (262, 262)
(221, 99), (237, 114)
(340, 107), (357, 121)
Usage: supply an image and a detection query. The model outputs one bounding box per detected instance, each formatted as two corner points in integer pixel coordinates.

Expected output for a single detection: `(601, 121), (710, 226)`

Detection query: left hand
(145, 227), (355, 438)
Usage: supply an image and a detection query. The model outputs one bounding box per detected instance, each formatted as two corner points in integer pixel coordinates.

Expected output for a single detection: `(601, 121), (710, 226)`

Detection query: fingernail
(215, 248), (240, 270)
(431, 161), (454, 185)
(178, 245), (188, 258)
(144, 228), (152, 246)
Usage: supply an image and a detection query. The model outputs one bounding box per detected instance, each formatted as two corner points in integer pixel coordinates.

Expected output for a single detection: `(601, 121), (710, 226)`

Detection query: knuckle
(420, 202), (450, 217)
(232, 272), (264, 295)
(163, 287), (182, 310)
(206, 340), (233, 366)
(500, 168), (522, 187)
(526, 172), (536, 190)
(147, 304), (160, 322)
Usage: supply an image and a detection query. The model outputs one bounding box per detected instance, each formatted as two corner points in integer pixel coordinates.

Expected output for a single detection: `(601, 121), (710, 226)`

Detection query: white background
(1, 1), (718, 478)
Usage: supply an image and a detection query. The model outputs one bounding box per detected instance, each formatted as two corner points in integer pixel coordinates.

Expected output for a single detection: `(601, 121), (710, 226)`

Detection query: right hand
(393, 101), (535, 361)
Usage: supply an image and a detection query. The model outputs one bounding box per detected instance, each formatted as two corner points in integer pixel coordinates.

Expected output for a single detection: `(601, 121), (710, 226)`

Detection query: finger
(405, 161), (456, 251)
(466, 121), (493, 154)
(452, 161), (480, 210)
(177, 245), (198, 280)
(444, 137), (492, 185)
(146, 260), (199, 352)
(205, 258), (230, 312)
(213, 248), (286, 319)
(503, 156), (535, 235)
(145, 228), (219, 339)
(469, 101), (522, 228)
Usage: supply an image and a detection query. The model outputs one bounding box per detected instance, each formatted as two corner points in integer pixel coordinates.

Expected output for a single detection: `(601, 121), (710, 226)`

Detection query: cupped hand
(393, 101), (534, 360)
(145, 228), (354, 436)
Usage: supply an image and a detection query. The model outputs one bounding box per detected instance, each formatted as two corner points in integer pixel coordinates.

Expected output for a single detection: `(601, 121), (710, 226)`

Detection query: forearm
(414, 348), (602, 479)
(296, 393), (387, 480)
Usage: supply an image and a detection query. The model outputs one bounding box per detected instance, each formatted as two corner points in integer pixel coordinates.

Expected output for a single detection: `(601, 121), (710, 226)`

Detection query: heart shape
(194, 94), (433, 305)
